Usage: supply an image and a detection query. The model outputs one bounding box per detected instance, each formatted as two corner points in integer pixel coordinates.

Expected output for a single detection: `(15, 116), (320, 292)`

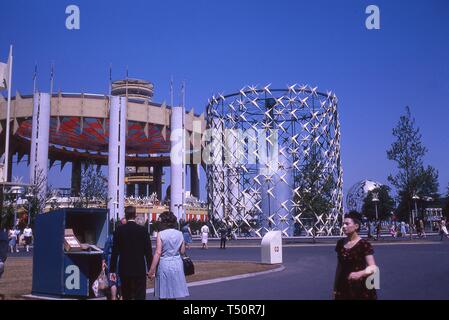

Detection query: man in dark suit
(110, 206), (152, 300)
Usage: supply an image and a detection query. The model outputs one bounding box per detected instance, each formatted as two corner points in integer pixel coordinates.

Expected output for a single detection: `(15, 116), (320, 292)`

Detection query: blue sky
(1, 0), (448, 201)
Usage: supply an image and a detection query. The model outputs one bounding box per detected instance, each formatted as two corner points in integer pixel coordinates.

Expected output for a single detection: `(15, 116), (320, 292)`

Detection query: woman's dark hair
(159, 211), (178, 230)
(345, 211), (362, 232)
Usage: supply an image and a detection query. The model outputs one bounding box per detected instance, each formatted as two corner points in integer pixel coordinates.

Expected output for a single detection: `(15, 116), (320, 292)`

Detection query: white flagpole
(109, 63), (112, 95)
(181, 81), (186, 220)
(33, 62), (37, 94)
(170, 76), (173, 109)
(50, 62), (54, 96)
(182, 81), (186, 109)
(3, 45), (13, 182)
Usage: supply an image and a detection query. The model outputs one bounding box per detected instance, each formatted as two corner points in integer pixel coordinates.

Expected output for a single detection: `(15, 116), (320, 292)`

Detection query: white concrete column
(190, 164), (200, 199)
(170, 105), (185, 221)
(29, 92), (50, 202)
(108, 96), (127, 220)
(273, 149), (293, 236)
(211, 117), (225, 222)
(259, 129), (272, 233)
(225, 129), (240, 222)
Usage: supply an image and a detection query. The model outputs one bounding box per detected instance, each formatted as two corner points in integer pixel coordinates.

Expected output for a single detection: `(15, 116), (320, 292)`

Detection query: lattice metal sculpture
(205, 85), (343, 237)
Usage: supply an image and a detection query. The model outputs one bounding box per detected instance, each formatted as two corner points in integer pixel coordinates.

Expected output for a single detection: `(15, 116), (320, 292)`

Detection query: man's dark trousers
(121, 276), (147, 300)
(110, 221), (153, 300)
(220, 238), (226, 249)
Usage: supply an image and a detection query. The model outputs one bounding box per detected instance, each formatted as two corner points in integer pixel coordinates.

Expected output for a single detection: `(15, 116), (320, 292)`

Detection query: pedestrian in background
(14, 227), (21, 251)
(419, 219), (426, 238)
(400, 222), (407, 237)
(200, 223), (209, 250)
(181, 221), (193, 249)
(148, 211), (189, 300)
(375, 221), (381, 241)
(102, 219), (126, 300)
(433, 221), (438, 232)
(415, 219), (425, 238)
(219, 225), (227, 249)
(440, 219), (449, 241)
(389, 224), (394, 238)
(23, 225), (33, 252)
(8, 227), (18, 253)
(367, 222), (373, 239)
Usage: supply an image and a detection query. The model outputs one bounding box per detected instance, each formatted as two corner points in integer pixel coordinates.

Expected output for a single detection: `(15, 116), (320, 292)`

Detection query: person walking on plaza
(433, 221), (438, 232)
(110, 206), (153, 300)
(200, 223), (209, 250)
(0, 228), (8, 281)
(367, 221), (373, 239)
(375, 221), (381, 241)
(148, 211), (189, 300)
(102, 219), (126, 300)
(219, 225), (227, 249)
(419, 219), (426, 238)
(8, 227), (18, 253)
(181, 221), (193, 249)
(439, 218), (449, 241)
(406, 223), (411, 236)
(334, 212), (378, 300)
(415, 219), (426, 238)
(23, 225), (33, 252)
(389, 224), (397, 238)
(14, 227), (21, 251)
(415, 219), (420, 237)
(400, 221), (407, 237)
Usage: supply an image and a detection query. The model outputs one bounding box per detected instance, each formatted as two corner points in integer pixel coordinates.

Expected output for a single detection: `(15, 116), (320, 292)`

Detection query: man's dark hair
(125, 206), (136, 220)
(159, 211), (178, 230)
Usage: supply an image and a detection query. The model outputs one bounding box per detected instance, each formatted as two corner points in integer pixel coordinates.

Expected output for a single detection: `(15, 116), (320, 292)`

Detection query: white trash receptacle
(261, 231), (282, 264)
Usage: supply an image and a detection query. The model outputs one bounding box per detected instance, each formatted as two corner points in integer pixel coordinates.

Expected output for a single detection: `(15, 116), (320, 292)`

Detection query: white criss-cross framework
(205, 85), (343, 237)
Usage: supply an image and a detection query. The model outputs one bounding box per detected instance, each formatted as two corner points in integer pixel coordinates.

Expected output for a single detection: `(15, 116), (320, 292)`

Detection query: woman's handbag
(182, 254), (195, 276)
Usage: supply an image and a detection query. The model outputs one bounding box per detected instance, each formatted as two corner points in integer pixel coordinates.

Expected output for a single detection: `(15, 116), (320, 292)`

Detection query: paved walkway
(147, 238), (449, 300)
(10, 235), (449, 300)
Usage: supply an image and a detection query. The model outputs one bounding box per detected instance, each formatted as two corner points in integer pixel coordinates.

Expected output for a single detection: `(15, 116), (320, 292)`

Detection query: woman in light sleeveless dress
(181, 222), (193, 249)
(440, 219), (449, 240)
(148, 212), (189, 300)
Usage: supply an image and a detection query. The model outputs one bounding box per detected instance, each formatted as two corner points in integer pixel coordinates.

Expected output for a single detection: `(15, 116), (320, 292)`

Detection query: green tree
(361, 186), (395, 221)
(24, 168), (50, 227)
(294, 150), (335, 237)
(47, 187), (61, 212)
(444, 183), (449, 219)
(0, 193), (16, 229)
(71, 164), (108, 208)
(387, 107), (440, 221)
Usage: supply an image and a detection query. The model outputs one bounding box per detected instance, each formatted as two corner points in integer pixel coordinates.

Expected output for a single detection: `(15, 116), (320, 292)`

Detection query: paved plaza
(145, 237), (449, 300)
(7, 236), (449, 300)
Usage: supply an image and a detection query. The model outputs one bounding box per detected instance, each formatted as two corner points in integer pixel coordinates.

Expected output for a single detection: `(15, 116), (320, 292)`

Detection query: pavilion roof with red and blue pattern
(16, 116), (171, 154)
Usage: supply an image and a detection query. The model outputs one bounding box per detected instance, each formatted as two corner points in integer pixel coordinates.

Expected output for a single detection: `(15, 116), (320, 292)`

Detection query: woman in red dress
(334, 212), (378, 300)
